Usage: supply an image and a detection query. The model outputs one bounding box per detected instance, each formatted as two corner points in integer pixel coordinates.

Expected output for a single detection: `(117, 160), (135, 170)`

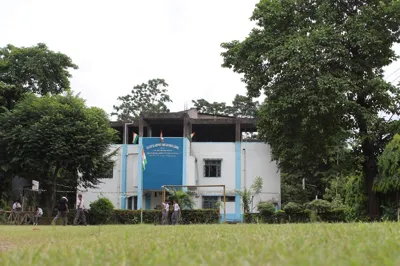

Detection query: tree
(111, 79), (172, 121)
(166, 188), (194, 210)
(236, 176), (263, 213)
(191, 99), (229, 115)
(221, 0), (400, 218)
(192, 94), (259, 118)
(0, 93), (118, 214)
(0, 43), (77, 110)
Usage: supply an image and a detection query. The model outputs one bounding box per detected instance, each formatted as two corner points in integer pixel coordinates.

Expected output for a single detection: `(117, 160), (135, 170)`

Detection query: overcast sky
(2, 0), (400, 118)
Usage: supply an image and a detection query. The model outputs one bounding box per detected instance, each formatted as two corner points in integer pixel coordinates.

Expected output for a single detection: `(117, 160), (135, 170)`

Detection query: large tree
(0, 43), (77, 202)
(0, 43), (77, 110)
(221, 0), (400, 217)
(0, 93), (118, 214)
(111, 78), (172, 121)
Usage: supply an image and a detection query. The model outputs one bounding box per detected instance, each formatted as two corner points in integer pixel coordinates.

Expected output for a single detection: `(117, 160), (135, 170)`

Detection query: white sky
(1, 0), (400, 118)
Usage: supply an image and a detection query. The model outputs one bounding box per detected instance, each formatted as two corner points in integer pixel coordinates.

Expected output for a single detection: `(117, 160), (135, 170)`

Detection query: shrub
(112, 209), (219, 224)
(257, 202), (275, 216)
(89, 197), (114, 224)
(283, 202), (304, 215)
(305, 199), (332, 213)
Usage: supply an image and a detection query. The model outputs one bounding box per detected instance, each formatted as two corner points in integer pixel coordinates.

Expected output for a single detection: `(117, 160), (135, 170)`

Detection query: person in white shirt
(33, 206), (43, 225)
(12, 200), (21, 212)
(73, 194), (88, 226)
(171, 200), (180, 225)
(161, 200), (169, 225)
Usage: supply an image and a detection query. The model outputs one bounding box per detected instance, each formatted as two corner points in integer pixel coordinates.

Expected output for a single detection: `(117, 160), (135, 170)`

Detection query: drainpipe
(243, 148), (247, 189)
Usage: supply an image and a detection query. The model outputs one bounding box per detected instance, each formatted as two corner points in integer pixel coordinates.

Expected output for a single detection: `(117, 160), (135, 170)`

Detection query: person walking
(171, 200), (180, 225)
(33, 206), (43, 226)
(73, 194), (88, 226)
(52, 196), (69, 226)
(162, 200), (169, 225)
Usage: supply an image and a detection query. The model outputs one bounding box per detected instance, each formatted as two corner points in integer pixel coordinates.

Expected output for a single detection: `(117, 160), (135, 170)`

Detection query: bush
(112, 209), (219, 224)
(305, 199), (332, 213)
(257, 202), (275, 215)
(89, 197), (114, 224)
(283, 202), (304, 215)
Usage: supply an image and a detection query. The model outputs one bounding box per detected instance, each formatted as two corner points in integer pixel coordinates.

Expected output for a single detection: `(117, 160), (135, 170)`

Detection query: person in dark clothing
(52, 196), (69, 226)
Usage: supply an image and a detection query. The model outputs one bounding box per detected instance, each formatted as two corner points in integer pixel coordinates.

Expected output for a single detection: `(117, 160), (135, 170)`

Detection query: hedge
(0, 209), (220, 225)
(243, 208), (346, 224)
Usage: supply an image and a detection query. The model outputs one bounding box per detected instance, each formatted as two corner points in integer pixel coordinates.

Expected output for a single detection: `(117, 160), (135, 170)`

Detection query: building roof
(110, 109), (256, 127)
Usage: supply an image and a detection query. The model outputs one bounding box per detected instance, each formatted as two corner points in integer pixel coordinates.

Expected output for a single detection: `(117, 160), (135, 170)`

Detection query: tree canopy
(192, 94), (259, 117)
(111, 78), (172, 121)
(0, 43), (78, 110)
(0, 93), (118, 212)
(221, 0), (400, 217)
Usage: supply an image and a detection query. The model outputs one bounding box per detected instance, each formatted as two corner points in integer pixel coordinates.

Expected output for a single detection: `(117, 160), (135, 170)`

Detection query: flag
(188, 132), (195, 141)
(132, 132), (139, 144)
(142, 149), (147, 170)
(160, 131), (164, 142)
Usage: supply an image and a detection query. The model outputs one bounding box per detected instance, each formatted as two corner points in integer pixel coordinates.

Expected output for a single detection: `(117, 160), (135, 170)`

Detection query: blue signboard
(142, 137), (184, 190)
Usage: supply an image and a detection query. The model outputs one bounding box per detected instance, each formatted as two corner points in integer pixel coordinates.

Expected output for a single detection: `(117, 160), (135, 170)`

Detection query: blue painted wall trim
(121, 144), (128, 209)
(221, 213), (243, 223)
(182, 138), (187, 188)
(235, 142), (242, 221)
(137, 138), (143, 210)
(145, 194), (151, 210)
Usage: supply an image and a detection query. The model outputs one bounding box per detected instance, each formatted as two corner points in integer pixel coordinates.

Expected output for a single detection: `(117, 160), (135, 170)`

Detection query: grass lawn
(0, 223), (400, 265)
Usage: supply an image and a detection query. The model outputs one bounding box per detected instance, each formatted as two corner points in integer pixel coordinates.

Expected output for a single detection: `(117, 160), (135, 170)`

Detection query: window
(127, 196), (137, 210)
(221, 196), (235, 202)
(202, 196), (220, 209)
(203, 159), (222, 177)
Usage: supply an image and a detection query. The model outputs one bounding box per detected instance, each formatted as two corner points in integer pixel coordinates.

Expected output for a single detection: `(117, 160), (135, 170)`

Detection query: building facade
(79, 109), (280, 222)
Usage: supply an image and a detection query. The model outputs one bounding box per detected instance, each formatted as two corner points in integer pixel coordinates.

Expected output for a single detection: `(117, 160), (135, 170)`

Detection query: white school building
(79, 109), (280, 222)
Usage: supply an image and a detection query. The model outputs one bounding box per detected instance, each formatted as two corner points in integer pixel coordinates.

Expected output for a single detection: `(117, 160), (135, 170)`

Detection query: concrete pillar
(147, 126), (152, 137)
(235, 120), (241, 142)
(183, 115), (189, 137)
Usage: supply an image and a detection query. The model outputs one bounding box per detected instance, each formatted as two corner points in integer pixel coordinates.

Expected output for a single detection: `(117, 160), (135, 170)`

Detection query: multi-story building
(79, 109), (280, 222)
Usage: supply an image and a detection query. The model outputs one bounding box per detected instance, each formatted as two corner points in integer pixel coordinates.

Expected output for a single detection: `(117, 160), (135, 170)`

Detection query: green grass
(0, 223), (400, 265)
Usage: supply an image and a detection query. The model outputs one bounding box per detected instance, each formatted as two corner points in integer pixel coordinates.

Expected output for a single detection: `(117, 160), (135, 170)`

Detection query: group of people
(161, 200), (180, 225)
(12, 199), (42, 225)
(51, 194), (88, 226)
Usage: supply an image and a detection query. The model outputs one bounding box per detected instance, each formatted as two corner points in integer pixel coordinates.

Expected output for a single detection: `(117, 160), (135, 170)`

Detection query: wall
(80, 145), (123, 209)
(190, 143), (236, 194)
(241, 142), (281, 209)
(187, 142), (280, 221)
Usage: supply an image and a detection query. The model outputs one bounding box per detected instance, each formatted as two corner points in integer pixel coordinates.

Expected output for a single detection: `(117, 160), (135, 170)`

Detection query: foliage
(305, 200), (332, 213)
(236, 176), (263, 213)
(0, 93), (118, 213)
(0, 43), (77, 110)
(283, 202), (304, 215)
(257, 202), (275, 221)
(192, 94), (259, 118)
(221, 0), (400, 217)
(375, 134), (400, 193)
(165, 188), (195, 210)
(324, 176), (346, 208)
(89, 197), (114, 224)
(281, 173), (313, 206)
(111, 78), (172, 121)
